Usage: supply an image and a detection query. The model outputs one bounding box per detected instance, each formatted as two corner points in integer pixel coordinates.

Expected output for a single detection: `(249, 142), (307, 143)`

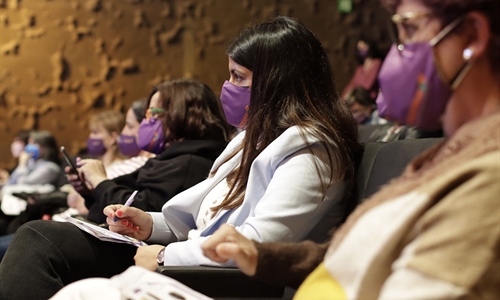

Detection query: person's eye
(402, 23), (418, 39)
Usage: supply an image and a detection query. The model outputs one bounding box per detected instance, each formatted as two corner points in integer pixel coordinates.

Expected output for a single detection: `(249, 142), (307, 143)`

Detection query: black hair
(14, 130), (31, 145)
(356, 37), (383, 63)
(212, 16), (361, 213)
(30, 130), (60, 165)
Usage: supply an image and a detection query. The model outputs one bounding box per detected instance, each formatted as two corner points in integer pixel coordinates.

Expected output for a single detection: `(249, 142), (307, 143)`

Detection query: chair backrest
(356, 137), (443, 203)
(306, 137), (444, 243)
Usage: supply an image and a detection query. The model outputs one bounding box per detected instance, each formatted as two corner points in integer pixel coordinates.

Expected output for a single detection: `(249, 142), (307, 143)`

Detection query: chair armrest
(156, 265), (285, 298)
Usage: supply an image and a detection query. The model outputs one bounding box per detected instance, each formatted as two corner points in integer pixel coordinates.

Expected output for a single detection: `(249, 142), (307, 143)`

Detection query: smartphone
(60, 146), (79, 174)
(59, 146), (88, 192)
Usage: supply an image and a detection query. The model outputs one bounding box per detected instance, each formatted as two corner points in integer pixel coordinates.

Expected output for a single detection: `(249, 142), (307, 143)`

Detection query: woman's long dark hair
(212, 16), (360, 213)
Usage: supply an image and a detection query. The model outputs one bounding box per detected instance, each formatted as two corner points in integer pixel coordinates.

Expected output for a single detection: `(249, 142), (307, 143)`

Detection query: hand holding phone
(60, 146), (89, 193)
(60, 146), (79, 175)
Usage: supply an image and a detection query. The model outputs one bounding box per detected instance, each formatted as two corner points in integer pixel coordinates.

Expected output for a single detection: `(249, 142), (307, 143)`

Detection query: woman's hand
(104, 205), (153, 241)
(134, 245), (165, 271)
(65, 158), (91, 194)
(66, 189), (89, 215)
(77, 159), (108, 188)
(201, 224), (258, 276)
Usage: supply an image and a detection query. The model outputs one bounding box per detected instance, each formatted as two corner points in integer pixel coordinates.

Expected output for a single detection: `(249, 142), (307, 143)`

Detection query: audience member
(68, 79), (230, 224)
(85, 110), (126, 175)
(202, 1), (500, 299)
(0, 130), (31, 186)
(344, 86), (387, 125)
(0, 16), (360, 299)
(3, 130), (60, 186)
(0, 85), (227, 260)
(53, 98), (154, 220)
(341, 37), (383, 101)
(0, 131), (61, 235)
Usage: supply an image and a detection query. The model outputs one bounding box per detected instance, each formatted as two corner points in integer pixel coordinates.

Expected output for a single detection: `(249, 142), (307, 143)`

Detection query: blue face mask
(24, 143), (40, 160)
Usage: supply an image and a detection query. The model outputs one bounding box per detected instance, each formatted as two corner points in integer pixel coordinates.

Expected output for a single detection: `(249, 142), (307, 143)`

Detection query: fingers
(64, 166), (73, 175)
(75, 157), (88, 167)
(201, 224), (240, 261)
(216, 242), (257, 276)
(202, 224), (236, 250)
(107, 218), (139, 233)
(103, 204), (124, 222)
(104, 205), (144, 230)
(201, 224), (258, 275)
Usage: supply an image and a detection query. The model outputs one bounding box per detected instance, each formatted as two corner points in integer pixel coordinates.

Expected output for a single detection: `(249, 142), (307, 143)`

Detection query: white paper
(50, 266), (213, 300)
(64, 216), (147, 247)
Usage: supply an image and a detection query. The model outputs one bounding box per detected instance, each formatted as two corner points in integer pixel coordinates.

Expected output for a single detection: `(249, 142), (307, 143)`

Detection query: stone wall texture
(0, 0), (390, 169)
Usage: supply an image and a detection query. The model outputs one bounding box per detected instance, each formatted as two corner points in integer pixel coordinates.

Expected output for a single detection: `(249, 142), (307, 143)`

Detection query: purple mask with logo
(220, 80), (251, 129)
(376, 43), (451, 131)
(376, 17), (468, 132)
(138, 118), (165, 154)
(118, 134), (141, 157)
(86, 138), (106, 156)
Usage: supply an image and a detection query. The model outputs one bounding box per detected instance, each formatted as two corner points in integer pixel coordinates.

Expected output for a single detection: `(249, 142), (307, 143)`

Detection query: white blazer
(148, 126), (348, 266)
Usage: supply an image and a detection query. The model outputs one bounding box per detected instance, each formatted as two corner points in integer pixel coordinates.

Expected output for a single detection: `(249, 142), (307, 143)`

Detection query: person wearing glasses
(62, 80), (230, 225)
(201, 0), (500, 299)
(0, 16), (360, 299)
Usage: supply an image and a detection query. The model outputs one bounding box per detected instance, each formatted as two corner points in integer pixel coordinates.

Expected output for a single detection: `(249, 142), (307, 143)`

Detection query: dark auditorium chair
(156, 137), (445, 299)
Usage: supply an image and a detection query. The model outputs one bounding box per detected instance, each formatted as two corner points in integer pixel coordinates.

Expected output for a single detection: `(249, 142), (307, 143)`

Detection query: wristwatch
(156, 247), (166, 266)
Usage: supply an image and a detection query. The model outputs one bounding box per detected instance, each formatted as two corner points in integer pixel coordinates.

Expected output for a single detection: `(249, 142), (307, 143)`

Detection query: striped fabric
(105, 156), (150, 179)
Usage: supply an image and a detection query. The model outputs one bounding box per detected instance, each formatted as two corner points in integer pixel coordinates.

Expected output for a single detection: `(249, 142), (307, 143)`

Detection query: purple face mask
(118, 133), (141, 157)
(86, 138), (107, 156)
(138, 118), (165, 154)
(376, 18), (467, 131)
(220, 80), (251, 129)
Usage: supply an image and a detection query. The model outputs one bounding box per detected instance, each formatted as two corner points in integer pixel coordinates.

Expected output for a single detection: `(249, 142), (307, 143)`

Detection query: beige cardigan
(254, 112), (500, 299)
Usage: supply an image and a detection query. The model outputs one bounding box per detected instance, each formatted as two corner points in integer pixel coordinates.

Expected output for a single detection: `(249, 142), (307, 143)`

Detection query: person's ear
(461, 11), (491, 62)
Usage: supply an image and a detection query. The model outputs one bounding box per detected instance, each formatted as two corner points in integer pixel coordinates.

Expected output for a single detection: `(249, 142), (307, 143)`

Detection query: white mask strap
(430, 17), (464, 47)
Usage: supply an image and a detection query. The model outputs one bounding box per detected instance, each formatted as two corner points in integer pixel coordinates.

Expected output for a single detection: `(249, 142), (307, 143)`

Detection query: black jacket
(85, 139), (226, 223)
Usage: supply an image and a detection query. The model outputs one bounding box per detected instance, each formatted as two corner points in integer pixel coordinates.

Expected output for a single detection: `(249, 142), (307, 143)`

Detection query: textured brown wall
(0, 0), (390, 169)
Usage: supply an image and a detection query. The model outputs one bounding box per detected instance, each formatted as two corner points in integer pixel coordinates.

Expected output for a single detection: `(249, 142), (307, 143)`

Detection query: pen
(113, 190), (138, 222)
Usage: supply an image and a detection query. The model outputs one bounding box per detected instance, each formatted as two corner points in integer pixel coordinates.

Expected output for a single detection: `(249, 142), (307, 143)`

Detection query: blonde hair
(89, 110), (125, 159)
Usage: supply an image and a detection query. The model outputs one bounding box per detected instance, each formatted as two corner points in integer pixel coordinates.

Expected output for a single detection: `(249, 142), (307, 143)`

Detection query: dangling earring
(463, 48), (473, 61)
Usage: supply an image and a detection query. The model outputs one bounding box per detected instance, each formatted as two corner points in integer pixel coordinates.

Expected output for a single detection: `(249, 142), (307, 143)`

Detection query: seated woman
(0, 16), (360, 299)
(0, 130), (61, 235)
(0, 83), (229, 260)
(84, 110), (126, 172)
(202, 0), (500, 298)
(340, 37), (383, 101)
(3, 130), (60, 187)
(53, 98), (154, 220)
(70, 79), (230, 224)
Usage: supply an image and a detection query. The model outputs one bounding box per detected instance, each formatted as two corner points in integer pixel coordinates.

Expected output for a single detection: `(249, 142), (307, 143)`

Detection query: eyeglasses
(145, 107), (165, 120)
(387, 11), (432, 51)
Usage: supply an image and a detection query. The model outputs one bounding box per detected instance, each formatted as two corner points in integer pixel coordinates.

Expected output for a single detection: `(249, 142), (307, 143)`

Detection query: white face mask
(11, 141), (25, 158)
